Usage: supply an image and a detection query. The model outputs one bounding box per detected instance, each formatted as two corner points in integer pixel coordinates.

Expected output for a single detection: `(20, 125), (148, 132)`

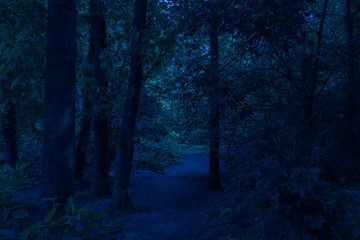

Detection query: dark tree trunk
(207, 3), (221, 190)
(90, 0), (111, 198)
(110, 0), (147, 211)
(75, 5), (96, 181)
(304, 0), (328, 125)
(41, 0), (77, 203)
(2, 101), (18, 168)
(345, 0), (359, 175)
(75, 94), (92, 180)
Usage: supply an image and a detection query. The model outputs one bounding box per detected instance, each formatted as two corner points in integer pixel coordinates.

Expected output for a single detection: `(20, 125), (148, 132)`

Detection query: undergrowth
(0, 163), (122, 240)
(208, 116), (360, 240)
(134, 135), (183, 173)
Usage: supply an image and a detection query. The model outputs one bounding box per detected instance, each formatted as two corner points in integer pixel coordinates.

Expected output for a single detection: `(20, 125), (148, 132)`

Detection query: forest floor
(108, 150), (224, 240)
(15, 147), (224, 240)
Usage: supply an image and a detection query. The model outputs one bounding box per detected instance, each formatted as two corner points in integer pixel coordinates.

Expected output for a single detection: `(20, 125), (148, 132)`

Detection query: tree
(303, 0), (329, 125)
(344, 0), (360, 176)
(0, 0), (46, 168)
(75, 88), (92, 180)
(1, 99), (18, 167)
(207, 0), (221, 190)
(110, 0), (148, 211)
(41, 0), (77, 202)
(75, 36), (93, 181)
(89, 0), (112, 198)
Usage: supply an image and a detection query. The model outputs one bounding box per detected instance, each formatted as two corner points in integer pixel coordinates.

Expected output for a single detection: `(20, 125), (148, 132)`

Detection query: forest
(0, 0), (360, 239)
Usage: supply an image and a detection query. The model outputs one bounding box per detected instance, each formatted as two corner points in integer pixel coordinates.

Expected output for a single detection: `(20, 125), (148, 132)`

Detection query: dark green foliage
(0, 163), (122, 240)
(18, 198), (122, 240)
(0, 0), (46, 168)
(209, 110), (360, 239)
(0, 163), (32, 221)
(134, 135), (182, 173)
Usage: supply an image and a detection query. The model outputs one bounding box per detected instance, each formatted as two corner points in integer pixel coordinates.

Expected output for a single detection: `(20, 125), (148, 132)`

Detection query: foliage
(17, 198), (122, 240)
(210, 116), (360, 239)
(0, 162), (33, 227)
(0, 163), (122, 240)
(134, 135), (183, 173)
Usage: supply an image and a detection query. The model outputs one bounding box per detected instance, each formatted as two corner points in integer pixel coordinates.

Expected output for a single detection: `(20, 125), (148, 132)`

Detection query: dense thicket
(0, 0), (360, 239)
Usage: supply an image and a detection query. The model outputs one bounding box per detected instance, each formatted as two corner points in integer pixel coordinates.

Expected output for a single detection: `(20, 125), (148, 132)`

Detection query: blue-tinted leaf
(0, 228), (17, 239)
(12, 209), (29, 219)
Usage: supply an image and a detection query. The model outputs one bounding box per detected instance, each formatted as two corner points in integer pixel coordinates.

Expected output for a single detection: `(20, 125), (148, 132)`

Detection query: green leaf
(0, 228), (18, 239)
(12, 209), (29, 219)
(10, 76), (21, 89)
(86, 200), (100, 213)
(45, 206), (58, 222)
(87, 211), (108, 221)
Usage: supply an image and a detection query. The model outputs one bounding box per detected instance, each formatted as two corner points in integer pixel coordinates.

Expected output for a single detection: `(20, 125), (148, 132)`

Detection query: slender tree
(110, 0), (148, 211)
(75, 48), (93, 181)
(303, 0), (329, 124)
(1, 100), (18, 167)
(90, 0), (112, 198)
(345, 0), (359, 174)
(41, 0), (77, 202)
(207, 0), (221, 190)
(75, 90), (92, 180)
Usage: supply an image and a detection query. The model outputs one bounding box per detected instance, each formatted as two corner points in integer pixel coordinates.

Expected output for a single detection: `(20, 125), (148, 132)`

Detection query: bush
(17, 198), (122, 240)
(0, 162), (34, 227)
(0, 163), (122, 240)
(209, 119), (360, 240)
(134, 135), (183, 173)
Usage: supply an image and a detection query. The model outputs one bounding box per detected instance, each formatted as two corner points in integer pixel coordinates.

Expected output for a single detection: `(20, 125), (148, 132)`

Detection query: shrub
(0, 163), (122, 240)
(134, 135), (183, 173)
(0, 162), (34, 228)
(17, 198), (122, 240)
(210, 121), (360, 240)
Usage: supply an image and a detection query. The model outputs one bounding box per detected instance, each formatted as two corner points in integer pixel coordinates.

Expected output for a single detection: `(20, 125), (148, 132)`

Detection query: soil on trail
(14, 152), (223, 240)
(112, 153), (223, 240)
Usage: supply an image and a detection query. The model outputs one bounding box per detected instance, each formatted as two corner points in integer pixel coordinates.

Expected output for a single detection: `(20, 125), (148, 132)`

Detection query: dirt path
(111, 153), (223, 240)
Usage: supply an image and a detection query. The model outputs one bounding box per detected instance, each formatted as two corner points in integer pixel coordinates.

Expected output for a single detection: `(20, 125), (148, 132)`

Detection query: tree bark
(304, 0), (328, 125)
(90, 0), (112, 198)
(2, 100), (18, 168)
(110, 0), (147, 211)
(41, 0), (77, 203)
(75, 93), (92, 180)
(75, 6), (95, 181)
(207, 2), (221, 190)
(345, 0), (359, 175)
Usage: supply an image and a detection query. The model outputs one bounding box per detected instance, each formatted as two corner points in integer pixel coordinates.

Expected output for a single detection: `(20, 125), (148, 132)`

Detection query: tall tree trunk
(110, 0), (147, 211)
(90, 0), (111, 198)
(2, 100), (18, 168)
(75, 93), (92, 180)
(345, 0), (359, 175)
(304, 0), (328, 124)
(75, 10), (96, 181)
(41, 0), (77, 203)
(207, 1), (221, 190)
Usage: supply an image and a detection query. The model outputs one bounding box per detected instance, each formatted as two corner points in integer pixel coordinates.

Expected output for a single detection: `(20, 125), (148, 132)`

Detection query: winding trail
(112, 153), (223, 240)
